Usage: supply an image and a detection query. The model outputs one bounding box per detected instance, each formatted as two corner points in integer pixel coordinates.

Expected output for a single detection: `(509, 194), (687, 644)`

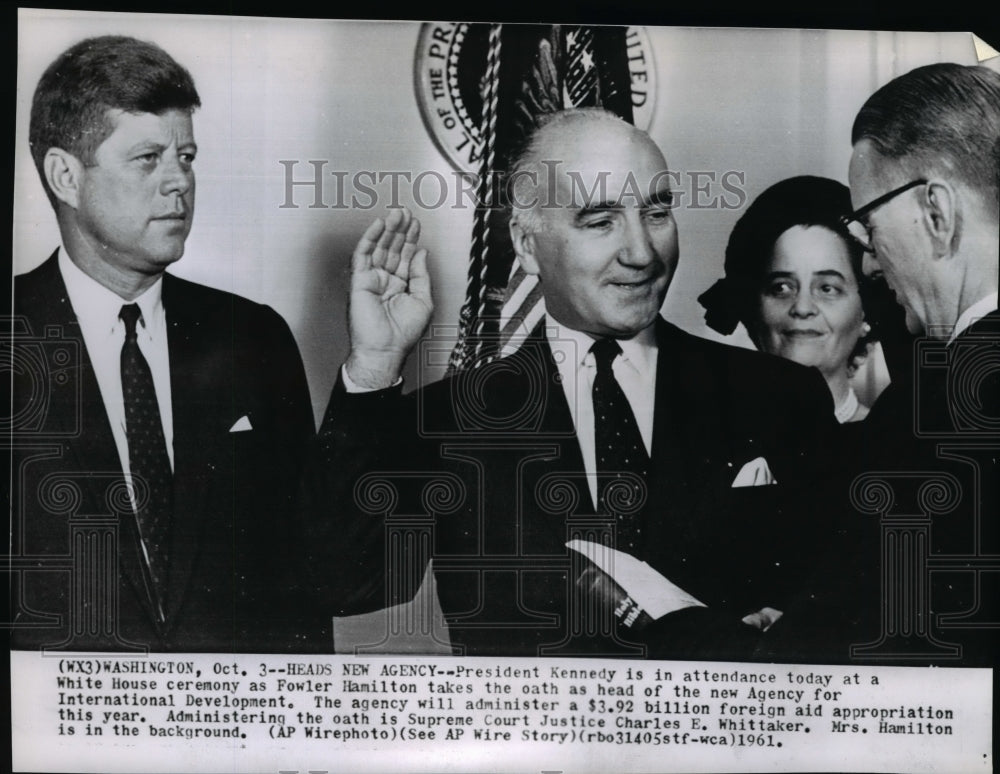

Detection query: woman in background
(699, 176), (876, 423)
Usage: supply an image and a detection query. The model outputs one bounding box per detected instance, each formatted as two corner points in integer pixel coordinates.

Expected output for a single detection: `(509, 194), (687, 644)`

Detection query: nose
(789, 286), (818, 318)
(619, 214), (657, 268)
(159, 152), (193, 198)
(861, 252), (880, 278)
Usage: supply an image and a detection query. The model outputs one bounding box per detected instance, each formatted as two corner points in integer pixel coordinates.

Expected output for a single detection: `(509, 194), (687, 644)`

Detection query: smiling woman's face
(755, 225), (865, 379)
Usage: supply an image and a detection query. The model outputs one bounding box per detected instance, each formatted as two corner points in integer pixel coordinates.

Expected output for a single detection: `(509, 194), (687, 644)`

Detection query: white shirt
(58, 248), (175, 476)
(949, 292), (999, 344)
(546, 321), (658, 508)
(341, 319), (659, 508)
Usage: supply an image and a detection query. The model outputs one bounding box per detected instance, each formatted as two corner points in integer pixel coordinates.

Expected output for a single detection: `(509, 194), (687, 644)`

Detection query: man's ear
(43, 148), (84, 210)
(921, 179), (960, 258)
(509, 215), (540, 276)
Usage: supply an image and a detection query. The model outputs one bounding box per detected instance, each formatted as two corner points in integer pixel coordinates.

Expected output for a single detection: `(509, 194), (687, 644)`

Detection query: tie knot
(591, 338), (622, 373)
(119, 303), (142, 340)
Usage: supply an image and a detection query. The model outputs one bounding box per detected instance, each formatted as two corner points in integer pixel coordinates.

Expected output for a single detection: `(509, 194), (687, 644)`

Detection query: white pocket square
(731, 456), (776, 487)
(229, 415), (253, 432)
(742, 606), (783, 631)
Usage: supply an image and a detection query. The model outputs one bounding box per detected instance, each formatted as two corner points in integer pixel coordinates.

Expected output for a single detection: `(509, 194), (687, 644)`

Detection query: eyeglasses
(840, 179), (927, 253)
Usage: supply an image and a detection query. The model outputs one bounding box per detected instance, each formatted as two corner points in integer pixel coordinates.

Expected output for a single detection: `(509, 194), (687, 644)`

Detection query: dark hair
(29, 35), (201, 207)
(698, 175), (875, 367)
(852, 63), (1000, 211)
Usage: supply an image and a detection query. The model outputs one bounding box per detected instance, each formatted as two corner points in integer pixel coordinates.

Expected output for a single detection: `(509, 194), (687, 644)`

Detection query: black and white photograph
(6, 6), (998, 773)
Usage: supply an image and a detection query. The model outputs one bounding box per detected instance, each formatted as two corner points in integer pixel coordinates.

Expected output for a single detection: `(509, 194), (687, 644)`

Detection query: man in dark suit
(766, 64), (999, 666)
(10, 36), (314, 652)
(305, 108), (840, 658)
(804, 63), (999, 666)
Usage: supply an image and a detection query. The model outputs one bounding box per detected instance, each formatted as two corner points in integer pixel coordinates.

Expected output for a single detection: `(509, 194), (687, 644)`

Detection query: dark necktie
(591, 338), (650, 554)
(119, 303), (173, 622)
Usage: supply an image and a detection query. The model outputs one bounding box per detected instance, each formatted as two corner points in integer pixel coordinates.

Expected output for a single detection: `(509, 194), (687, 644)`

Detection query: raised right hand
(345, 207), (433, 389)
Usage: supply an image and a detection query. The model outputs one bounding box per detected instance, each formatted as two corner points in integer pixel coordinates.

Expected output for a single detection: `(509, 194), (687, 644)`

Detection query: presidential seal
(414, 22), (657, 173)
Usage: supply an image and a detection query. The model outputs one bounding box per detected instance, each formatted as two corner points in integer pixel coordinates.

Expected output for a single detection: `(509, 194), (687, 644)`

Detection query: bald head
(506, 108), (679, 339)
(508, 109), (671, 233)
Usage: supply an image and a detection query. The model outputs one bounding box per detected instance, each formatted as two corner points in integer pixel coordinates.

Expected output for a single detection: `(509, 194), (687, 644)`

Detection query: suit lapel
(161, 274), (220, 624)
(644, 318), (732, 556)
(966, 307), (1000, 329)
(30, 258), (122, 479)
(533, 324), (584, 462)
(505, 323), (591, 553)
(21, 253), (165, 632)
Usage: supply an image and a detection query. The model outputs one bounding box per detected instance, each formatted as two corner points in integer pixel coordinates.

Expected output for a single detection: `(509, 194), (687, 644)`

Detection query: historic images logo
(414, 22), (657, 173)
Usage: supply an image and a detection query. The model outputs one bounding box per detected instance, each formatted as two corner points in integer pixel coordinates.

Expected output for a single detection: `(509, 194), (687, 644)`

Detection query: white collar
(58, 246), (164, 334)
(834, 387), (860, 424)
(545, 319), (657, 373)
(949, 292), (998, 344)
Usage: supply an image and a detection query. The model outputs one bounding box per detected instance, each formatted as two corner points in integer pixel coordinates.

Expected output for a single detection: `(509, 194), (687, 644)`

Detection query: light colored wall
(14, 11), (982, 424)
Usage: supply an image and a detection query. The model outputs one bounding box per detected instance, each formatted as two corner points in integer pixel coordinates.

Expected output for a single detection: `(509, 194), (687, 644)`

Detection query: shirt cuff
(341, 364), (403, 393)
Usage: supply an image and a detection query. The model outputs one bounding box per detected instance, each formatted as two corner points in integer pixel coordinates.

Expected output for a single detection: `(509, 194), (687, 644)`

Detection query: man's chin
(144, 248), (186, 271)
(607, 312), (660, 339)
